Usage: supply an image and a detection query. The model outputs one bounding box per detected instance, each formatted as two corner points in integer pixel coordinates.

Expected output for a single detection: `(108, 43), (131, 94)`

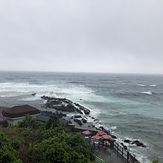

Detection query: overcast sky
(0, 0), (163, 74)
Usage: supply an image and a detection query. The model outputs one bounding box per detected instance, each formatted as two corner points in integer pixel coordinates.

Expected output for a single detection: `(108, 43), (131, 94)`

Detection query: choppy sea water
(0, 71), (163, 163)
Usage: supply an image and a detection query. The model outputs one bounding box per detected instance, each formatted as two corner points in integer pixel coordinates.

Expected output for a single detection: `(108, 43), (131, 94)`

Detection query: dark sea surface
(0, 71), (163, 163)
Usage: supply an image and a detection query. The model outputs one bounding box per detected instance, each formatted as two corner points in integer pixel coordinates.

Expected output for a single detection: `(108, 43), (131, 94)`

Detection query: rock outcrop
(41, 96), (90, 115)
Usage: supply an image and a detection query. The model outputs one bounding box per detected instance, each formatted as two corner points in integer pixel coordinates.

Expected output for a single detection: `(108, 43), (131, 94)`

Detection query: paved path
(95, 147), (127, 163)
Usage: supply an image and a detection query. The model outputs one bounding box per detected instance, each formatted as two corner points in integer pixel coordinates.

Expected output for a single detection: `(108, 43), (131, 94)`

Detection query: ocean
(0, 71), (163, 163)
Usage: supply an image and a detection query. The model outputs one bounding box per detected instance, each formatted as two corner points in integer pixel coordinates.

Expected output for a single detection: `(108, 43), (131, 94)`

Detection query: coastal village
(0, 95), (145, 163)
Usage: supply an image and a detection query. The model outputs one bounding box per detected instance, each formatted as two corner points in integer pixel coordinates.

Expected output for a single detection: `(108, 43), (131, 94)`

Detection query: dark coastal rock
(131, 140), (146, 147)
(99, 126), (104, 131)
(74, 118), (83, 126)
(82, 118), (87, 123)
(31, 93), (36, 96)
(83, 109), (90, 115)
(66, 104), (75, 112)
(41, 96), (90, 115)
(75, 104), (90, 115)
(124, 139), (131, 143)
(74, 115), (82, 118)
(75, 108), (83, 114)
(110, 134), (117, 139)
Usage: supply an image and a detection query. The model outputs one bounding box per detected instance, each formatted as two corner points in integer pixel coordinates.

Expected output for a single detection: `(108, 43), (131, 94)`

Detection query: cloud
(0, 0), (163, 73)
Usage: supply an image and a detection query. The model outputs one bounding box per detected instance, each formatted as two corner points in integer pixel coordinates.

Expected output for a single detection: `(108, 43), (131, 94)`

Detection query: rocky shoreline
(40, 95), (146, 149)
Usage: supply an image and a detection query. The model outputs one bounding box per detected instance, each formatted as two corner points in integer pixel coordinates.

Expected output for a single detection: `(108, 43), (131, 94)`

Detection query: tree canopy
(0, 115), (95, 163)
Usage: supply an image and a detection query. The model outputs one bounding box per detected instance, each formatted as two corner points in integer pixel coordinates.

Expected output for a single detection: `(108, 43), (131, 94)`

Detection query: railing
(113, 142), (140, 163)
(95, 156), (106, 163)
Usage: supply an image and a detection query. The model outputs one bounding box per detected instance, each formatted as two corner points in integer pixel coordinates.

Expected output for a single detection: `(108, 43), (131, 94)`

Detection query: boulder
(110, 134), (117, 139)
(66, 104), (75, 112)
(82, 118), (87, 123)
(75, 108), (83, 114)
(124, 139), (131, 143)
(131, 140), (146, 147)
(74, 119), (83, 126)
(74, 115), (82, 118)
(32, 93), (36, 96)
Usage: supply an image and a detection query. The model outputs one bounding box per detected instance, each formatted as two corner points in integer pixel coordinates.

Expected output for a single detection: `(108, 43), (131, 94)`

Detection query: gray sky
(0, 0), (163, 74)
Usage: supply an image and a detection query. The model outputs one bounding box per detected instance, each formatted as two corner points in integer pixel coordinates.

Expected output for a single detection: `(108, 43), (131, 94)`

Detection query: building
(2, 105), (40, 125)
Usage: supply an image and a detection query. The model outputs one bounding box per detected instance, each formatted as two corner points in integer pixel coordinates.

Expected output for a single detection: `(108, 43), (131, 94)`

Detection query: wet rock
(99, 126), (104, 131)
(75, 108), (83, 114)
(124, 139), (131, 143)
(74, 119), (83, 126)
(110, 134), (117, 139)
(66, 104), (75, 112)
(41, 96), (90, 114)
(74, 115), (82, 118)
(32, 93), (36, 96)
(131, 140), (146, 147)
(82, 118), (87, 123)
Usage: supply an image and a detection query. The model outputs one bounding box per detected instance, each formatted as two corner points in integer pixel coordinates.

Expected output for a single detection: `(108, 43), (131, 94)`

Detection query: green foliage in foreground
(0, 132), (22, 163)
(0, 115), (95, 163)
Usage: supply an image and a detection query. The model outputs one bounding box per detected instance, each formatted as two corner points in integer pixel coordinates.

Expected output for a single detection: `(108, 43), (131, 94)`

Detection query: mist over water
(0, 71), (163, 162)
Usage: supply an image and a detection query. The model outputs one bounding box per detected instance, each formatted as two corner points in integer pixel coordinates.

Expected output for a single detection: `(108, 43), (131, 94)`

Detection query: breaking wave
(150, 84), (156, 87)
(140, 91), (152, 95)
(137, 84), (146, 87)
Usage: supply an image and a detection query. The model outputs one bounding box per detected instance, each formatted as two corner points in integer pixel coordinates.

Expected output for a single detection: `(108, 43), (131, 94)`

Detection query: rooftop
(2, 105), (40, 118)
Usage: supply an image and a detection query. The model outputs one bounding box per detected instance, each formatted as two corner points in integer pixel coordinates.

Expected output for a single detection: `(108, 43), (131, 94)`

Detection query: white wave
(116, 136), (150, 163)
(140, 91), (152, 95)
(0, 94), (20, 98)
(150, 84), (156, 87)
(137, 84), (146, 87)
(20, 95), (42, 101)
(0, 81), (95, 100)
(110, 126), (117, 130)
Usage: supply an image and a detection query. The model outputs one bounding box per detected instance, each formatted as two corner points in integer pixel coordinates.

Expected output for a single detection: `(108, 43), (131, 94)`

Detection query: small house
(2, 105), (40, 125)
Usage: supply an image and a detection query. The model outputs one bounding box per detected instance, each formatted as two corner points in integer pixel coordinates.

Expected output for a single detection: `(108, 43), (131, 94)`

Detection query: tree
(0, 132), (22, 163)
(1, 116), (95, 163)
(30, 137), (71, 163)
(30, 133), (95, 163)
(17, 115), (44, 129)
(45, 115), (60, 129)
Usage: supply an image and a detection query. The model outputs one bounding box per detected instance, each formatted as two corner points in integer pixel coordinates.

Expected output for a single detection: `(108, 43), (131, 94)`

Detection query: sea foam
(150, 84), (156, 87)
(137, 84), (146, 87)
(140, 91), (152, 95)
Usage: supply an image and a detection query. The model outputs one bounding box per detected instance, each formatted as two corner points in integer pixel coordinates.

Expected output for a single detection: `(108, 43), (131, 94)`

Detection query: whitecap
(137, 84), (146, 87)
(150, 84), (156, 87)
(140, 91), (152, 95)
(110, 126), (117, 130)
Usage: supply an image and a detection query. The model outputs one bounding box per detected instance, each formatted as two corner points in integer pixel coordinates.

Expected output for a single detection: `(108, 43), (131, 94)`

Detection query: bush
(0, 132), (22, 163)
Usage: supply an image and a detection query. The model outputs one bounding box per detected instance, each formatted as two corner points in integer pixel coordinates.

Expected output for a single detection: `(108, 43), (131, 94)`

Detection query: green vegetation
(0, 115), (95, 163)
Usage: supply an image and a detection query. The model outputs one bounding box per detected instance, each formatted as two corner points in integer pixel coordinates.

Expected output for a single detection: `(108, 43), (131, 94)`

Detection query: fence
(113, 142), (140, 163)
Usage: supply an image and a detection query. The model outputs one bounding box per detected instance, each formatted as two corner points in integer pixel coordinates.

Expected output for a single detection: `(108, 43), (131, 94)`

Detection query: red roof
(2, 105), (40, 118)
